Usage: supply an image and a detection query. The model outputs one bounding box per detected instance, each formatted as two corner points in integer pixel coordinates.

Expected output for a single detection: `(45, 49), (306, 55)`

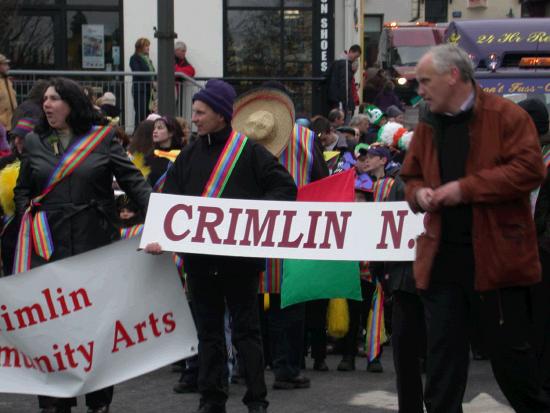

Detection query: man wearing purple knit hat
(144, 79), (296, 413)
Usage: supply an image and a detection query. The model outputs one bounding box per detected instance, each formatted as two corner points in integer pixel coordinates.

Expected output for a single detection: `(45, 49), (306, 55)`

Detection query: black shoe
(313, 359), (329, 371)
(273, 375), (311, 390)
(173, 380), (198, 393)
(171, 361), (184, 373)
(230, 374), (246, 385)
(337, 356), (355, 371)
(367, 358), (383, 373)
(248, 406), (268, 413)
(87, 406), (109, 413)
(195, 404), (226, 413)
(472, 350), (488, 361)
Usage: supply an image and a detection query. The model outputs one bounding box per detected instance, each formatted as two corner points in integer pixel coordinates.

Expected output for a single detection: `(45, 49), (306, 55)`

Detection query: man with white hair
(401, 44), (550, 413)
(174, 40), (196, 79)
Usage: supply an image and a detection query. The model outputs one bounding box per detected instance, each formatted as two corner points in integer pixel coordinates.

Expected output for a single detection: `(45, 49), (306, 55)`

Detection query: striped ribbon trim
(31, 211), (53, 260)
(172, 253), (185, 282)
(15, 119), (35, 133)
(153, 170), (168, 193)
(1, 215), (14, 237)
(372, 177), (395, 202)
(259, 258), (282, 294)
(13, 126), (112, 274)
(279, 124), (315, 187)
(202, 131), (248, 198)
(120, 224), (144, 239)
(365, 280), (387, 362)
(172, 130), (247, 283)
(260, 125), (316, 293)
(153, 157), (177, 193)
(544, 148), (550, 168)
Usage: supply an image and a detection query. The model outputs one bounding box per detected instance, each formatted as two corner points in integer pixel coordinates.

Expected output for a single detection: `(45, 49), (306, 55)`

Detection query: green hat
(364, 105), (384, 126)
(354, 143), (370, 158)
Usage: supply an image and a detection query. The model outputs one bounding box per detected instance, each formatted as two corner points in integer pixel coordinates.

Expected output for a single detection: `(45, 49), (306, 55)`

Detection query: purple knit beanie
(192, 79), (236, 122)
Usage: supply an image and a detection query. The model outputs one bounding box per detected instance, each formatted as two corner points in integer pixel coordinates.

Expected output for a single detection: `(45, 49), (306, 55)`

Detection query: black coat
(163, 125), (297, 275)
(327, 59), (355, 112)
(535, 134), (550, 253)
(14, 128), (151, 267)
(369, 175), (416, 294)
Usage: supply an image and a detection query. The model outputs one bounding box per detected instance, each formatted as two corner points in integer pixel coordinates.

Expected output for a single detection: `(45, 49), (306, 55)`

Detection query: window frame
(6, 0), (123, 70)
(223, 0), (314, 78)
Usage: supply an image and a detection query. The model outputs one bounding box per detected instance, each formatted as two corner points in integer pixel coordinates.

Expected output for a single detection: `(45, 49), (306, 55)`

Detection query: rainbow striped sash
(172, 253), (185, 281)
(172, 130), (247, 281)
(365, 280), (387, 361)
(280, 125), (315, 187)
(202, 131), (248, 198)
(261, 125), (315, 294)
(372, 177), (395, 202)
(120, 224), (144, 239)
(153, 169), (169, 193)
(13, 126), (112, 274)
(152, 151), (180, 193)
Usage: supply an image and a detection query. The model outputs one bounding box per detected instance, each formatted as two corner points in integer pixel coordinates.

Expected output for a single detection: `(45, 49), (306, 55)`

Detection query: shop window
(363, 14), (382, 67)
(66, 0), (119, 5)
(227, 0), (280, 7)
(66, 10), (121, 70)
(226, 9), (281, 77)
(17, 1), (56, 4)
(285, 0), (312, 6)
(2, 1), (121, 70)
(284, 9), (312, 65)
(1, 14), (56, 68)
(225, 1), (314, 114)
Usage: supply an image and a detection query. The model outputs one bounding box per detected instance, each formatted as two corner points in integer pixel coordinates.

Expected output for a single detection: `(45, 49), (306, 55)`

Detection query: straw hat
(232, 88), (295, 157)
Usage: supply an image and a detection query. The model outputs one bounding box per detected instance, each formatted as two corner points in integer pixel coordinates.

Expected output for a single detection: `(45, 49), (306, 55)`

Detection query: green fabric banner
(281, 259), (361, 308)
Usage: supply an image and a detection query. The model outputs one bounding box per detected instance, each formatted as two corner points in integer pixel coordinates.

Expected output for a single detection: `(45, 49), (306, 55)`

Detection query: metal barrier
(8, 71), (325, 132)
(9, 70), (204, 132)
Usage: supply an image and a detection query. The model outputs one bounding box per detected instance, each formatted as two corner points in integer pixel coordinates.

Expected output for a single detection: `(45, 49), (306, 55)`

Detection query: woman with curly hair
(13, 77), (151, 413)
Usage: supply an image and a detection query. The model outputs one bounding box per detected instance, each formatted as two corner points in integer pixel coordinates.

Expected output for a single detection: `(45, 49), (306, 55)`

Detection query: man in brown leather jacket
(401, 44), (550, 413)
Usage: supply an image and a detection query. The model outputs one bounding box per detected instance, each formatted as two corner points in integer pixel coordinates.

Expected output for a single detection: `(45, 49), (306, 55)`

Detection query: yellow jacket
(0, 76), (17, 130)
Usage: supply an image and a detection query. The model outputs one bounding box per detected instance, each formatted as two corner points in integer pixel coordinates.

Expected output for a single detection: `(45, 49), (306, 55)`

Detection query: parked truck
(446, 18), (550, 111)
(376, 22), (445, 103)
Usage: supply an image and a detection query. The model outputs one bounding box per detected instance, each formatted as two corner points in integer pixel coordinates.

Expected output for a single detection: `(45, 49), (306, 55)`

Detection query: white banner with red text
(140, 194), (426, 261)
(0, 238), (197, 397)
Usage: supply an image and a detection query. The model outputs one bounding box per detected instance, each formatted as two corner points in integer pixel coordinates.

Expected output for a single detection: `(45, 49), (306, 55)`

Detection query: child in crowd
(116, 194), (145, 237)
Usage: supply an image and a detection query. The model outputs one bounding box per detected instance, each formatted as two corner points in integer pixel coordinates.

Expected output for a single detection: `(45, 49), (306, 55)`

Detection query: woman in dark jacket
(129, 38), (155, 129)
(146, 115), (183, 190)
(13, 77), (151, 413)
